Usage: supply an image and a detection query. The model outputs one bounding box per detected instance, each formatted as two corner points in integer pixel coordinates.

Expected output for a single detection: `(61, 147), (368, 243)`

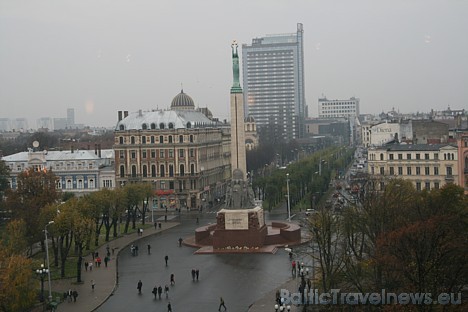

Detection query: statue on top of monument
(224, 169), (256, 210)
(231, 40), (242, 92)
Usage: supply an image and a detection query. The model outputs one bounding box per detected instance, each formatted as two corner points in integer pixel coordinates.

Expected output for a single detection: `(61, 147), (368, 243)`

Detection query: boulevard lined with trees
(0, 161), (154, 311)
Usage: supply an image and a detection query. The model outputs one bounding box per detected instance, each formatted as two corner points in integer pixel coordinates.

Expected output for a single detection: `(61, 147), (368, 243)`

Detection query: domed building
(170, 90), (195, 110)
(114, 90), (231, 210)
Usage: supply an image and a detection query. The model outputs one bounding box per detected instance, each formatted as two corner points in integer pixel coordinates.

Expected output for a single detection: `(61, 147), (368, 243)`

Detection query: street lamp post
(44, 221), (54, 303)
(286, 173), (291, 222)
(35, 263), (48, 302)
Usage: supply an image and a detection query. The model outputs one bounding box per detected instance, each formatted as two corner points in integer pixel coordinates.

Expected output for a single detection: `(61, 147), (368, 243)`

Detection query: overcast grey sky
(1, 0), (467, 128)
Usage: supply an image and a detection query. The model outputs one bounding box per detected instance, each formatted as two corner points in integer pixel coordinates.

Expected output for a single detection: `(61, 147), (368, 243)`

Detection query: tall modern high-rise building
(67, 108), (75, 126)
(242, 23), (306, 142)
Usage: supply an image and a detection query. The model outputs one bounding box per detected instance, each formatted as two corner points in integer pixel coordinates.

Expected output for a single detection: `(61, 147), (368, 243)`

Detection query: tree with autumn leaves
(0, 220), (37, 312)
(306, 179), (468, 309)
(0, 164), (154, 308)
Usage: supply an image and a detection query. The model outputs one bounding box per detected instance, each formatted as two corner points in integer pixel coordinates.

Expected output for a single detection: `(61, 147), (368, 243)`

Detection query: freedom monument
(190, 42), (301, 253)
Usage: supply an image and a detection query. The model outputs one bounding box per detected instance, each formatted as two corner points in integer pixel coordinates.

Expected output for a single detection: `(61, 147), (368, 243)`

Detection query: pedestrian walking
(164, 285), (169, 298)
(147, 244), (151, 255)
(167, 302), (172, 312)
(159, 222), (162, 229)
(152, 286), (157, 298)
(72, 290), (78, 302)
(178, 237), (183, 247)
(89, 261), (93, 271)
(137, 280), (143, 294)
(170, 273), (175, 285)
(164, 215), (167, 222)
(96, 257), (102, 267)
(91, 279), (95, 290)
(165, 255), (169, 266)
(154, 222), (157, 230)
(191, 268), (196, 281)
(106, 244), (110, 256)
(67, 289), (72, 302)
(218, 297), (227, 311)
(135, 245), (139, 256)
(158, 285), (163, 299)
(195, 268), (199, 281)
(104, 256), (109, 267)
(84, 261), (89, 271)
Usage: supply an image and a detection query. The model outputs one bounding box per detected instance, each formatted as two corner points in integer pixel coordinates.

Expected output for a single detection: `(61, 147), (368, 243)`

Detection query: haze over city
(1, 0), (467, 128)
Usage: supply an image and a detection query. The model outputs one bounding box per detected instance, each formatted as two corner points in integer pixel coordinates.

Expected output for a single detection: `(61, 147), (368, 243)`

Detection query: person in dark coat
(72, 290), (78, 302)
(191, 268), (196, 281)
(137, 280), (143, 294)
(152, 286), (157, 298)
(158, 285), (163, 299)
(170, 273), (175, 285)
(195, 268), (199, 281)
(167, 302), (172, 312)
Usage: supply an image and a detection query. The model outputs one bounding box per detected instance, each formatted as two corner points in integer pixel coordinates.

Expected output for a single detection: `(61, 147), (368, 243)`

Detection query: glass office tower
(242, 23), (306, 142)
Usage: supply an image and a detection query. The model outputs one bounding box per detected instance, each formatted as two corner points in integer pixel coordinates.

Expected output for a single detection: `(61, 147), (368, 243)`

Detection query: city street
(98, 210), (293, 311)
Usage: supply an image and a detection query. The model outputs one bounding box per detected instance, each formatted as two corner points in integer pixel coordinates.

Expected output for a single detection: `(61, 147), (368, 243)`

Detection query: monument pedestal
(211, 207), (267, 249)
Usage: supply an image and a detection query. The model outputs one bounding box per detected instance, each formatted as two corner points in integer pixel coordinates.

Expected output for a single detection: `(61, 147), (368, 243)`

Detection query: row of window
(376, 181), (440, 192)
(12, 162), (96, 172)
(119, 134), (194, 145)
(119, 163), (196, 178)
(370, 152), (455, 161)
(371, 166), (453, 176)
(56, 178), (95, 190)
(120, 148), (196, 160)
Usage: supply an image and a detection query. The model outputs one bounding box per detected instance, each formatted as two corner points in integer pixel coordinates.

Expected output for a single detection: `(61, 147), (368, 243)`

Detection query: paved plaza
(50, 205), (307, 312)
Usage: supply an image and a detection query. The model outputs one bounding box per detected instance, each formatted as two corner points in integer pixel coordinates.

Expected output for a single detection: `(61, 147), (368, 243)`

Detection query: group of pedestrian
(131, 244), (139, 256)
(151, 284), (170, 299)
(191, 268), (200, 281)
(84, 260), (93, 271)
(154, 222), (162, 229)
(64, 289), (79, 302)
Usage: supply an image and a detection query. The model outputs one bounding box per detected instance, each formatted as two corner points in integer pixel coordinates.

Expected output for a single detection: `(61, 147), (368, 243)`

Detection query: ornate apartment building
(114, 91), (231, 210)
(367, 144), (459, 191)
(2, 145), (115, 195)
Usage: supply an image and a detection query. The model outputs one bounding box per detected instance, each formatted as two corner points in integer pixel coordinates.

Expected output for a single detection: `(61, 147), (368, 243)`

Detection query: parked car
(305, 209), (317, 216)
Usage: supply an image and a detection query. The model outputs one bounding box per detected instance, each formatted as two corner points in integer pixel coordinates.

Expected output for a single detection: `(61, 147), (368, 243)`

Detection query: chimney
(71, 145), (74, 153)
(94, 144), (98, 155)
(118, 111), (123, 121)
(87, 144), (90, 150)
(124, 111), (129, 118)
(98, 144), (101, 158)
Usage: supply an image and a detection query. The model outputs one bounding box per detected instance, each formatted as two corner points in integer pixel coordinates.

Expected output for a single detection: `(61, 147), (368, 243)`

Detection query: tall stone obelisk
(230, 41), (247, 178)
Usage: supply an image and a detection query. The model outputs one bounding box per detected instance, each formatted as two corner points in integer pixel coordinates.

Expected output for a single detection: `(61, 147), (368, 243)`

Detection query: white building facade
(2, 148), (115, 195)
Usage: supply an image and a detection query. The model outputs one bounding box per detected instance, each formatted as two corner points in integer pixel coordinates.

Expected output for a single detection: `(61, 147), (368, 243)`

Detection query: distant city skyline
(1, 0), (467, 128)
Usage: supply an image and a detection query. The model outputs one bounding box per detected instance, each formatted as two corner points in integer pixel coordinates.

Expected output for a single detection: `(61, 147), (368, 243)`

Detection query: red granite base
(186, 221), (303, 254)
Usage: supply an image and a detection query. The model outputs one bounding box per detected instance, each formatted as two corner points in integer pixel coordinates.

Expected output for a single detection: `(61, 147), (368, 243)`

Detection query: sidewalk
(51, 222), (179, 312)
(248, 276), (301, 312)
